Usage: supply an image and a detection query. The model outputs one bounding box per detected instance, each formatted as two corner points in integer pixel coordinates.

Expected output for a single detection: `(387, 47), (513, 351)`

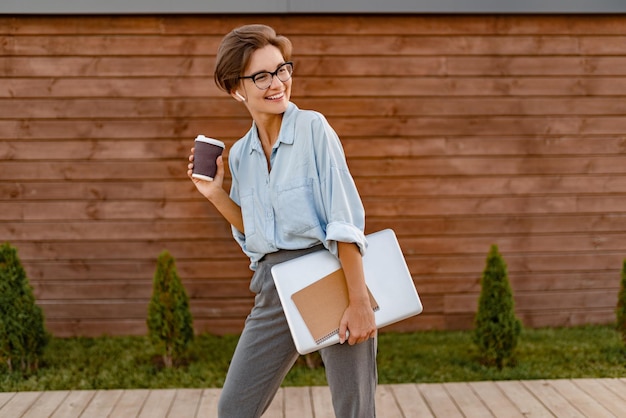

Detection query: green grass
(1, 325), (624, 391)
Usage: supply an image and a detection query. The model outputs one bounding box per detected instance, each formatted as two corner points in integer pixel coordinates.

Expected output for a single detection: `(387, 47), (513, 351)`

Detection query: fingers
(187, 147), (195, 178)
(344, 327), (377, 345)
(211, 156), (224, 183)
(338, 322), (348, 344)
(347, 331), (374, 346)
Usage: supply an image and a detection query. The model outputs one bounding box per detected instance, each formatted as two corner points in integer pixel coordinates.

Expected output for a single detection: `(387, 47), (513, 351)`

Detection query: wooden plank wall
(1, 15), (625, 337)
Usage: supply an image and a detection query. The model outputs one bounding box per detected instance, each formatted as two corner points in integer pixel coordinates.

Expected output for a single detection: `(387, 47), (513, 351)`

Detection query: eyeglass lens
(252, 62), (293, 89)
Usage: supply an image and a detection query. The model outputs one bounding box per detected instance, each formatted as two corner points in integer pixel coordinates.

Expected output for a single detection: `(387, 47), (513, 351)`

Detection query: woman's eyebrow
(249, 62), (286, 74)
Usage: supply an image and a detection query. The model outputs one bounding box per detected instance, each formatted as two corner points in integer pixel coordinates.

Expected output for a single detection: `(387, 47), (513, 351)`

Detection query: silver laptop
(271, 229), (423, 355)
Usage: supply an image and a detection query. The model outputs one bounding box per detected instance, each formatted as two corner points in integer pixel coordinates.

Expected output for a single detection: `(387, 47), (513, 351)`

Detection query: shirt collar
(248, 102), (298, 154)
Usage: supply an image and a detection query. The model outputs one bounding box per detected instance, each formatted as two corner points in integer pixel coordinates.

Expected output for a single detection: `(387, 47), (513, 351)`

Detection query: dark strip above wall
(2, 0), (626, 14)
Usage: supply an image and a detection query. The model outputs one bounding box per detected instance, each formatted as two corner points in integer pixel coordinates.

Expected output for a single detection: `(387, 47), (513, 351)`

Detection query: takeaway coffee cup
(192, 135), (225, 181)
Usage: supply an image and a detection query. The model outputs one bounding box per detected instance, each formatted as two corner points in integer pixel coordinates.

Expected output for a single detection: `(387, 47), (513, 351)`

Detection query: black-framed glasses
(239, 62), (294, 90)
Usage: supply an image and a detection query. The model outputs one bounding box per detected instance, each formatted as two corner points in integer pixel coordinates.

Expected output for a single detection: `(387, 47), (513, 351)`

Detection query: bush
(473, 245), (522, 369)
(147, 251), (194, 368)
(0, 242), (49, 373)
(617, 259), (626, 345)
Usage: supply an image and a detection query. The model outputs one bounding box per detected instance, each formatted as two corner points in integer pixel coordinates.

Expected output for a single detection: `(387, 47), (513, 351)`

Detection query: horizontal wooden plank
(42, 309), (619, 336)
(293, 35), (626, 57)
(0, 35), (222, 56)
(407, 252), (624, 275)
(0, 139), (195, 160)
(0, 119), (249, 140)
(5, 213), (626, 243)
(308, 56), (626, 77)
(0, 57), (216, 77)
(3, 16), (626, 37)
(2, 194), (626, 222)
(516, 291), (620, 312)
(0, 180), (203, 200)
(23, 259), (251, 281)
(0, 214), (626, 247)
(30, 271), (619, 302)
(5, 98), (626, 120)
(302, 98), (626, 117)
(4, 34), (626, 57)
(332, 116), (626, 137)
(4, 56), (626, 78)
(367, 214), (626, 237)
(402, 233), (626, 255)
(7, 77), (626, 99)
(343, 136), (626, 158)
(0, 77), (219, 98)
(356, 176), (626, 197)
(416, 271), (619, 294)
(5, 116), (626, 140)
(0, 98), (245, 120)
(444, 289), (619, 314)
(10, 239), (246, 265)
(2, 175), (626, 202)
(2, 221), (234, 241)
(3, 155), (626, 183)
(45, 319), (152, 337)
(17, 252), (624, 282)
(445, 56), (626, 76)
(39, 298), (254, 320)
(0, 200), (216, 220)
(364, 195), (626, 216)
(519, 310), (617, 328)
(510, 272), (620, 292)
(297, 76), (626, 97)
(301, 56), (626, 77)
(352, 156), (626, 176)
(44, 318), (247, 337)
(32, 279), (252, 300)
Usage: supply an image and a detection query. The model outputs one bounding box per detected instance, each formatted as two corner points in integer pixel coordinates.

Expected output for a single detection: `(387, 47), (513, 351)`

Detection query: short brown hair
(214, 24), (293, 93)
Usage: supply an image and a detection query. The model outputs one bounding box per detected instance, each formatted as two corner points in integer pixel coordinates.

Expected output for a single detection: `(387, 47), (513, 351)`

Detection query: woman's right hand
(187, 147), (245, 232)
(187, 147), (225, 202)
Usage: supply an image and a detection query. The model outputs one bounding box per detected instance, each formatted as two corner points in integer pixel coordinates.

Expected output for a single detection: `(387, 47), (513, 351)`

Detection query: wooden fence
(1, 14), (625, 336)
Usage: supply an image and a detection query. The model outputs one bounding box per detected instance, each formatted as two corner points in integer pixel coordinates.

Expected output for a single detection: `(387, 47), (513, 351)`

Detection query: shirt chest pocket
(276, 178), (320, 236)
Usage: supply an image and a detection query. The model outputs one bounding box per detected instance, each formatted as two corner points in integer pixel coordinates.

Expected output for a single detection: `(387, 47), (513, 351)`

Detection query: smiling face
(233, 44), (292, 120)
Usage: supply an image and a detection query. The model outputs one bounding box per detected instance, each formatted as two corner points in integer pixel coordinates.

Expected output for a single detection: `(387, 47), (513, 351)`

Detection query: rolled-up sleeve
(312, 115), (367, 257)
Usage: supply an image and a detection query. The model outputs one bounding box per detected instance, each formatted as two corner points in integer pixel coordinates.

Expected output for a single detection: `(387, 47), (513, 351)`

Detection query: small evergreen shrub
(617, 259), (626, 345)
(147, 250), (194, 368)
(473, 245), (522, 369)
(0, 242), (49, 373)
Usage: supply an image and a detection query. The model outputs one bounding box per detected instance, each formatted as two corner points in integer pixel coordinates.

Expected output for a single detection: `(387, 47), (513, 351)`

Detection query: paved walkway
(1, 378), (625, 417)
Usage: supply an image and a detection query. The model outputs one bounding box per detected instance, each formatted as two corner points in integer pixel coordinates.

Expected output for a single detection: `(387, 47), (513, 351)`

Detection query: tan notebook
(291, 268), (379, 344)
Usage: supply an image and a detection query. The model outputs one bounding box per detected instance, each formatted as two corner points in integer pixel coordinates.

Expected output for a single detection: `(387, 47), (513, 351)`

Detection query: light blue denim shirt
(228, 102), (367, 270)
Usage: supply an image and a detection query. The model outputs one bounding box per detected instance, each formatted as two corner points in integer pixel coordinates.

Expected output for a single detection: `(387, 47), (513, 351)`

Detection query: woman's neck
(254, 112), (284, 164)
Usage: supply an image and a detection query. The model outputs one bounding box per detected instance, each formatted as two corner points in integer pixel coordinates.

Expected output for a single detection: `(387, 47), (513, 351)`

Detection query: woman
(187, 24), (377, 418)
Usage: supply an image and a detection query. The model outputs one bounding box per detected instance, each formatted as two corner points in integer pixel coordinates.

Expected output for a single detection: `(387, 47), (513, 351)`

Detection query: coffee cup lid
(195, 135), (225, 148)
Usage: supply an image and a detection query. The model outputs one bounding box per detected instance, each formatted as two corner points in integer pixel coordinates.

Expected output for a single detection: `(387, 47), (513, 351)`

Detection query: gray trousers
(218, 245), (378, 418)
